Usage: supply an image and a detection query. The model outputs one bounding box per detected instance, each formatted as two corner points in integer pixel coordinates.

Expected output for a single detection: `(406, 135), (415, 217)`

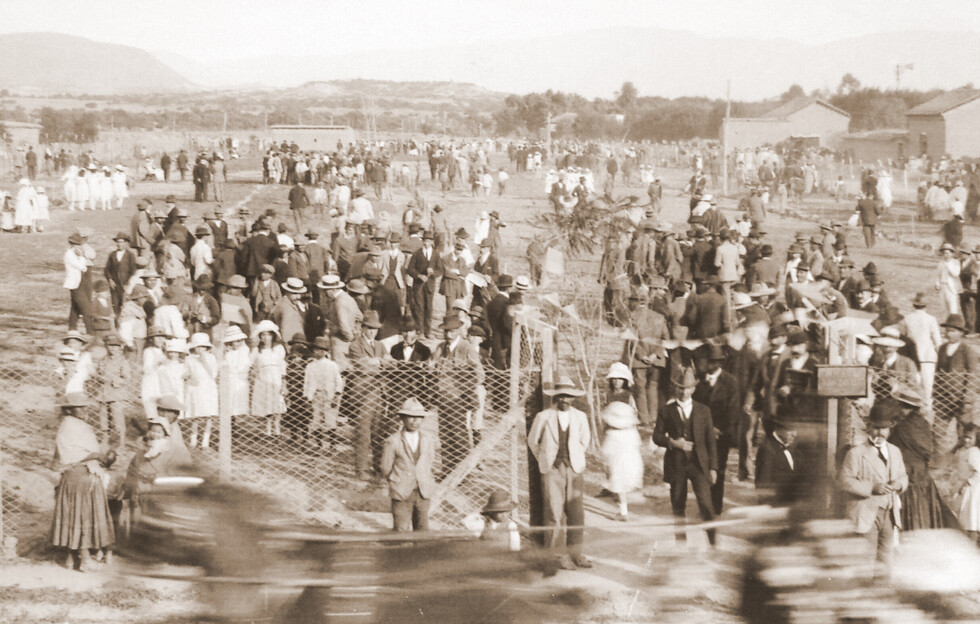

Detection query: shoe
(596, 488), (615, 499)
(615, 513), (628, 522)
(571, 554), (593, 569)
(556, 554), (576, 570)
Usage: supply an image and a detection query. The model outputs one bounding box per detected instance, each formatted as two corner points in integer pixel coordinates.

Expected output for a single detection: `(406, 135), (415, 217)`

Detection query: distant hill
(279, 79), (507, 108)
(156, 27), (980, 100)
(0, 33), (194, 95)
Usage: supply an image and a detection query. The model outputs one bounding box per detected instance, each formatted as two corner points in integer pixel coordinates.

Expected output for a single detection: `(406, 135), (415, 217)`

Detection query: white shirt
(672, 398), (693, 420)
(556, 408), (570, 430)
(401, 344), (414, 361)
(63, 247), (88, 289)
(773, 432), (795, 470)
(403, 430), (420, 453)
(705, 368), (722, 387)
(190, 239), (213, 277)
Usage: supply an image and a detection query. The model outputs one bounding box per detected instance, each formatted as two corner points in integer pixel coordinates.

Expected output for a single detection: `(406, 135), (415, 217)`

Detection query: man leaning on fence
(527, 376), (592, 570)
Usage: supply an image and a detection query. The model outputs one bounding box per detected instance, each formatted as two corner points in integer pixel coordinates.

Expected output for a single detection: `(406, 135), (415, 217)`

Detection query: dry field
(0, 150), (962, 622)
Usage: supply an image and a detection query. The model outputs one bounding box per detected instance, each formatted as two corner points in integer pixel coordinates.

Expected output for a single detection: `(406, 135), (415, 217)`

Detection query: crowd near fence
(0, 317), (545, 554)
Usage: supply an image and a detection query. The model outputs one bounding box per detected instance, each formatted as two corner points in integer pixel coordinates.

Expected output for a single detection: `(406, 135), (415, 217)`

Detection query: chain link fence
(0, 320), (542, 554)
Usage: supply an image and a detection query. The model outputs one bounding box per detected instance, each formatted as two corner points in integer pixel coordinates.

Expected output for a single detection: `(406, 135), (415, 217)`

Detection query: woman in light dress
(601, 363), (644, 521)
(111, 165), (129, 209)
(13, 178), (36, 232)
(34, 186), (50, 232)
(86, 167), (100, 211)
(75, 169), (91, 211)
(141, 327), (170, 420)
(250, 320), (287, 436)
(936, 243), (962, 318)
(953, 425), (980, 545)
(62, 165), (79, 210)
(99, 169), (113, 211)
(221, 325), (252, 425)
(156, 339), (189, 418)
(185, 333), (218, 448)
(876, 169), (893, 209)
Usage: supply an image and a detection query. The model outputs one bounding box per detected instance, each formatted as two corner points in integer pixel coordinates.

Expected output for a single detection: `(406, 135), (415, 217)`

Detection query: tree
(837, 73), (862, 95)
(780, 84), (806, 102)
(615, 82), (638, 111)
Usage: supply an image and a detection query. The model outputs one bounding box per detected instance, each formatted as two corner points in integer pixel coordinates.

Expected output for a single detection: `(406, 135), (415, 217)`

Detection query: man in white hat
(653, 367), (718, 546)
(319, 274), (361, 370)
(869, 328), (919, 400)
(527, 376), (592, 569)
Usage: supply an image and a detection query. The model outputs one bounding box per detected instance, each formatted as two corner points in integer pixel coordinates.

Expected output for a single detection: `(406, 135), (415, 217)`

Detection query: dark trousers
(391, 488), (430, 532)
(711, 437), (733, 514)
(68, 287), (93, 332)
(410, 286), (433, 337)
(668, 461), (716, 545)
(632, 366), (661, 428)
(354, 385), (384, 476)
(862, 225), (876, 248)
(541, 464), (585, 553)
(109, 285), (125, 317)
(961, 292), (977, 333)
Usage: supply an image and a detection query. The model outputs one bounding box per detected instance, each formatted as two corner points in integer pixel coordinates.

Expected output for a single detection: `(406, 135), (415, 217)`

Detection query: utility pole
(722, 80), (730, 196)
(545, 110), (552, 155)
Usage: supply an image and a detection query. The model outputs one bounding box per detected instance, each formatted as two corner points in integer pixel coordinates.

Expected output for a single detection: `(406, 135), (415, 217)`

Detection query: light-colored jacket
(527, 407), (591, 474)
(899, 309), (942, 363)
(838, 441), (909, 533)
(381, 431), (436, 500)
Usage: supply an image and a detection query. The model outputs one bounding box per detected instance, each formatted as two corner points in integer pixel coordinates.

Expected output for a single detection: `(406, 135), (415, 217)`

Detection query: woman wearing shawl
(50, 393), (116, 571)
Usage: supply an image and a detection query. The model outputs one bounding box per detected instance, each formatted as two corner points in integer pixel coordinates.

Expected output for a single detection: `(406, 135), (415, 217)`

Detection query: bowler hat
(911, 292), (928, 308)
(312, 336), (331, 351)
(868, 398), (902, 428)
(482, 489), (516, 514)
(156, 395), (184, 413)
(361, 310), (382, 329)
(113, 231), (131, 243)
(942, 313), (969, 332)
(346, 278), (371, 295)
(224, 274), (248, 289)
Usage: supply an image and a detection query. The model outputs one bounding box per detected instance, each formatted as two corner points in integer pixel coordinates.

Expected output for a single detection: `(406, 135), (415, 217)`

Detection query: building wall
(721, 119), (794, 151)
(269, 127), (357, 152)
(2, 125), (40, 147)
(907, 116), (945, 160)
(841, 137), (906, 163)
(785, 104), (851, 147)
(943, 97), (980, 159)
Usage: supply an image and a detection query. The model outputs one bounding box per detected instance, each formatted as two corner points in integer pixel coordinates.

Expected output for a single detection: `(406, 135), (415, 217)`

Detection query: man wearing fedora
(104, 232), (137, 318)
(754, 407), (800, 506)
(622, 287), (669, 429)
(869, 328), (919, 400)
(319, 274), (362, 371)
(188, 275), (220, 337)
(407, 231), (440, 338)
(381, 398), (436, 532)
(528, 376), (592, 569)
(350, 310), (390, 480)
(654, 367), (718, 545)
(682, 276), (730, 341)
(694, 344), (740, 515)
(898, 293), (941, 404)
(434, 315), (484, 474)
(935, 313), (978, 423)
(838, 398), (908, 573)
(64, 232), (94, 333)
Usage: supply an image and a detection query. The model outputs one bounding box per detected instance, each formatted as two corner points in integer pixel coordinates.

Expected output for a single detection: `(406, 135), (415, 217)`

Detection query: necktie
(877, 446), (888, 466)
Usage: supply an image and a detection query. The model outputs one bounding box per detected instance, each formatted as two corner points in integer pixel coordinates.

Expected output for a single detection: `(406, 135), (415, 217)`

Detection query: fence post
(509, 319), (522, 501)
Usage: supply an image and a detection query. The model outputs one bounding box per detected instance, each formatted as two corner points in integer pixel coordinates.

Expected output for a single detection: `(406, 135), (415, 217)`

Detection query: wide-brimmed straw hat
(318, 274), (345, 289)
(282, 277), (308, 294)
(544, 375), (585, 397)
(397, 397), (430, 418)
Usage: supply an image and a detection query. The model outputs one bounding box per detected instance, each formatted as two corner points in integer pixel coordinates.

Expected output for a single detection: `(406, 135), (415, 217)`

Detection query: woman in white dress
(221, 325), (252, 423)
(74, 169), (90, 211)
(185, 333), (218, 448)
(111, 165), (129, 209)
(62, 165), (79, 211)
(86, 167), (100, 211)
(601, 363), (643, 521)
(33, 186), (50, 232)
(141, 327), (170, 420)
(876, 169), (893, 209)
(99, 169), (113, 211)
(156, 339), (189, 418)
(937, 243), (962, 318)
(13, 178), (36, 233)
(250, 320), (286, 436)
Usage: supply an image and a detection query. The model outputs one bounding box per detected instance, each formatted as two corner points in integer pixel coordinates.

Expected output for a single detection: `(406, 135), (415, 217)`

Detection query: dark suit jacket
(238, 233), (281, 278)
(755, 435), (798, 504)
(207, 219), (229, 250)
(693, 371), (740, 443)
(486, 293), (512, 369)
(653, 400), (717, 483)
(104, 249), (137, 289)
(371, 284), (403, 341)
(407, 247), (440, 293)
(937, 341), (978, 373)
(857, 198), (881, 226)
(390, 341), (432, 362)
(682, 291), (729, 340)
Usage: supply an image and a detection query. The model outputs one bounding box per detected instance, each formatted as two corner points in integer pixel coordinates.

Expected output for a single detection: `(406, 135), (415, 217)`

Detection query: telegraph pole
(722, 80), (730, 196)
(546, 110), (552, 155)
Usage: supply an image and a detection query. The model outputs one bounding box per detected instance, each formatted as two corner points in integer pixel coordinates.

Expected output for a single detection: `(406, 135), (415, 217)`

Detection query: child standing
(185, 333), (219, 448)
(156, 338), (189, 419)
(303, 337), (344, 450)
(220, 325), (252, 427)
(251, 320), (287, 437)
(141, 326), (170, 420)
(284, 335), (312, 444)
(602, 363), (644, 521)
(953, 425), (980, 545)
(98, 335), (132, 450)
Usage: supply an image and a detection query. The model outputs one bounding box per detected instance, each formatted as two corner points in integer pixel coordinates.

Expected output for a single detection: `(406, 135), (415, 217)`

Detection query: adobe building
(905, 88), (980, 160)
(721, 98), (850, 152)
(840, 129), (909, 164)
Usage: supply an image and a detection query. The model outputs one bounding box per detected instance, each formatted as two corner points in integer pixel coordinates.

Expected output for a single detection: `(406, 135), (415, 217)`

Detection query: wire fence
(0, 319), (543, 554)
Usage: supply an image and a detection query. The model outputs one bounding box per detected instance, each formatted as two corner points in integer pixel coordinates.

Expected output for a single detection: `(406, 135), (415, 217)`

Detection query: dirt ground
(0, 152), (961, 622)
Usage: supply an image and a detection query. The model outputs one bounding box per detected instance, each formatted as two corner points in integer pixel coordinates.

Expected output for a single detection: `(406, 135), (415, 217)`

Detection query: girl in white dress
(601, 363), (644, 521)
(62, 165), (78, 211)
(13, 178), (36, 232)
(74, 169), (91, 211)
(220, 325), (252, 426)
(111, 166), (129, 209)
(99, 169), (113, 211)
(34, 186), (50, 232)
(86, 168), (100, 211)
(250, 321), (287, 436)
(157, 339), (189, 418)
(185, 333), (219, 448)
(953, 425), (980, 545)
(141, 328), (170, 420)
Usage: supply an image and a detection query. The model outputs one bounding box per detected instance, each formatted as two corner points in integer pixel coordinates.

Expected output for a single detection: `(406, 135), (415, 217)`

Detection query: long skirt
(50, 464), (115, 550)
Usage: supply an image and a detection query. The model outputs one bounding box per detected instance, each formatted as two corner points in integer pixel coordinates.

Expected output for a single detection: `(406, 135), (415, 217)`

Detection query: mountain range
(0, 29), (977, 100)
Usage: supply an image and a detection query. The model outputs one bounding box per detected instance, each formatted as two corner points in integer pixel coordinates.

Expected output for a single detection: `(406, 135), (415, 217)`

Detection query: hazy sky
(3, 0), (978, 61)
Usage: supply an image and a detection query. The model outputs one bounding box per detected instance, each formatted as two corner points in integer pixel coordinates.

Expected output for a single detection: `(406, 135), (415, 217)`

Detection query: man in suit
(130, 201), (154, 258)
(527, 376), (592, 570)
(754, 408), (800, 505)
(104, 232), (137, 317)
(193, 157), (211, 202)
(390, 319), (431, 362)
(349, 311), (389, 480)
(381, 398), (437, 532)
(682, 276), (730, 340)
(238, 221), (281, 286)
(206, 206), (229, 251)
(318, 274), (362, 371)
(621, 285), (670, 428)
(433, 316), (483, 475)
(855, 192), (882, 249)
(487, 274), (515, 369)
(898, 293), (942, 403)
(694, 344), (740, 515)
(936, 313), (978, 422)
(838, 399), (908, 574)
(654, 366), (718, 545)
(406, 232), (440, 338)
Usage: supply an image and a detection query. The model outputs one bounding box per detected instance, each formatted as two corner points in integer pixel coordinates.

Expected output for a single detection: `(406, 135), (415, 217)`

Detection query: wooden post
(509, 319), (522, 501)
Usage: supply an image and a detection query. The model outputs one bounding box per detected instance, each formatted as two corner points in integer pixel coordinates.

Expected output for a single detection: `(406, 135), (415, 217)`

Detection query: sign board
(815, 365), (868, 398)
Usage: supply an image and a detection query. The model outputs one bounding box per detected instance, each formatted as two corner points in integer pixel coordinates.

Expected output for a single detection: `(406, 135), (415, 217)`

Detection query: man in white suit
(838, 398), (909, 575)
(528, 376), (592, 570)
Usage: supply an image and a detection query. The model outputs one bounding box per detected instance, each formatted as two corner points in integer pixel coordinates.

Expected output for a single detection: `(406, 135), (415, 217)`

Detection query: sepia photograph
(0, 1), (979, 622)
